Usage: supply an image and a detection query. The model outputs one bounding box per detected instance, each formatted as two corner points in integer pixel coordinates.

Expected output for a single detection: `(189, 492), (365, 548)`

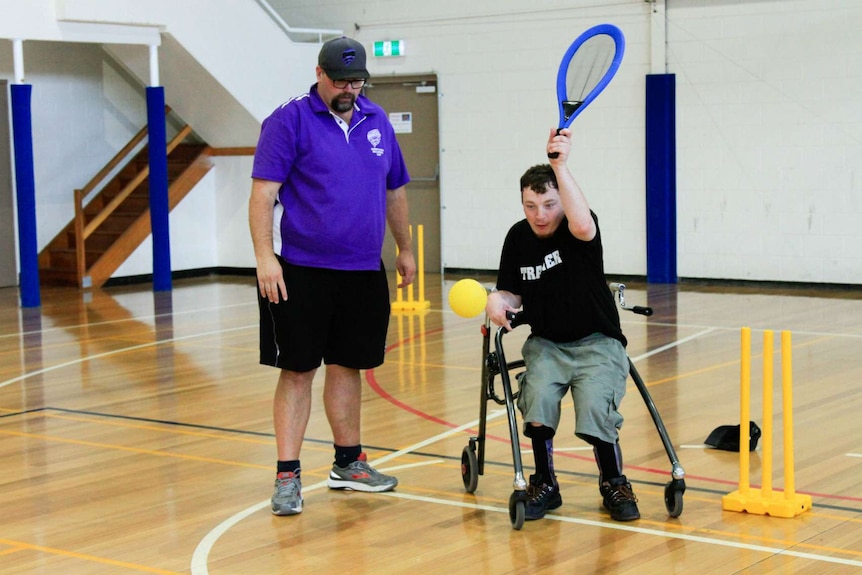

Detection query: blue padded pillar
(645, 73), (677, 284)
(147, 86), (171, 292)
(11, 83), (40, 307)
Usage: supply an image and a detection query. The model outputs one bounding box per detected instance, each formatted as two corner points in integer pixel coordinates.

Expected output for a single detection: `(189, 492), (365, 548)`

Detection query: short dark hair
(520, 164), (558, 196)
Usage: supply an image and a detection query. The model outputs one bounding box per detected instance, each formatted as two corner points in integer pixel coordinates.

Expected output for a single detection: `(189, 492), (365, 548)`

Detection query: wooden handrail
(82, 124), (194, 239)
(79, 127), (149, 199)
(84, 169), (150, 238)
(72, 117), (193, 287)
(73, 188), (85, 286)
(77, 106), (171, 202)
(167, 124), (193, 154)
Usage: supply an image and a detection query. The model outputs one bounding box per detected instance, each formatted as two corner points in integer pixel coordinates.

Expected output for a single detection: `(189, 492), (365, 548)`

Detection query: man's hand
(256, 252), (287, 303)
(395, 248), (416, 288)
(249, 178), (287, 303)
(547, 127), (572, 163)
(485, 290), (522, 331)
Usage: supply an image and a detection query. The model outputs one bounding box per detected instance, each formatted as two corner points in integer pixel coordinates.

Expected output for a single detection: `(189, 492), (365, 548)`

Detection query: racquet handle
(631, 306), (653, 316)
(547, 128), (562, 159)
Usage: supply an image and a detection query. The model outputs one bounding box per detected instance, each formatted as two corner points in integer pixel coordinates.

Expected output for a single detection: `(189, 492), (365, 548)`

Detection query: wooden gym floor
(1, 273), (862, 574)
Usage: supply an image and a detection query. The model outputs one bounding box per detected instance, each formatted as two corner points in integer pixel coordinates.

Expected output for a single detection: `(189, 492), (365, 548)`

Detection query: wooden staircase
(38, 118), (214, 289)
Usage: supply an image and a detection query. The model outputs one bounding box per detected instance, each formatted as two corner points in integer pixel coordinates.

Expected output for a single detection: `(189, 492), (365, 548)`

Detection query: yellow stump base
(391, 224), (430, 314)
(723, 329), (812, 519)
(722, 489), (812, 518)
(391, 300), (430, 312)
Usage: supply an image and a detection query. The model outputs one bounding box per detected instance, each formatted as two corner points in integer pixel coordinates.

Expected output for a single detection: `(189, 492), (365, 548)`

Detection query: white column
(13, 39), (25, 84)
(149, 44), (160, 87)
(649, 0), (668, 75)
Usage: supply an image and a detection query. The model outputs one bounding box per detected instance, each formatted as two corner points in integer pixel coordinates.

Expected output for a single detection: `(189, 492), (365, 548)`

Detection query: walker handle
(505, 311), (529, 329)
(608, 282), (653, 316)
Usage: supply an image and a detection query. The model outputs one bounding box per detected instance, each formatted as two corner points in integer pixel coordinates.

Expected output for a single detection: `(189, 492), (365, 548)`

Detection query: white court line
(629, 327), (718, 363)
(0, 325), (255, 390)
(191, 395), (862, 573)
(368, 409), (507, 468)
(379, 459), (444, 472)
(0, 302), (255, 340)
(17, 316), (847, 569)
(377, 492), (862, 568)
(186, 459), (445, 573)
(191, 474), (862, 571)
(515, 329), (721, 457)
(190, 327), (730, 574)
(190, 410), (508, 575)
(846, 453), (862, 458)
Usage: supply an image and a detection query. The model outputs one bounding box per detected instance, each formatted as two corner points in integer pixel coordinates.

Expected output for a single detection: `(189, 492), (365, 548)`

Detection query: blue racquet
(548, 23), (625, 158)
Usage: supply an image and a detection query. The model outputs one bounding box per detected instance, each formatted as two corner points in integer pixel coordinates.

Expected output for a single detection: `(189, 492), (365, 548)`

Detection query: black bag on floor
(704, 421), (761, 451)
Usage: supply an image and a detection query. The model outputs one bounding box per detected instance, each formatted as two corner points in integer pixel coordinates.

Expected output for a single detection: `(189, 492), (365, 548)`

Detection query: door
(364, 75), (441, 274)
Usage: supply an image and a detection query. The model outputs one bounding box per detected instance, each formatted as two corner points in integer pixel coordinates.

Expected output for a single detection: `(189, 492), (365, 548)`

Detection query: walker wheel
(461, 445), (479, 493)
(664, 478), (685, 518)
(509, 491), (526, 530)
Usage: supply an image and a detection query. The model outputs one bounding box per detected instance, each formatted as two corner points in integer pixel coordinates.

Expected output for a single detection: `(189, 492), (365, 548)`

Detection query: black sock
(531, 435), (557, 487)
(592, 441), (623, 484)
(277, 460), (300, 476)
(334, 444), (362, 468)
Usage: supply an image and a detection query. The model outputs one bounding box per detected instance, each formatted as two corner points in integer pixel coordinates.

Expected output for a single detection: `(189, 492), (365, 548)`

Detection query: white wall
(0, 0), (318, 281)
(669, 0), (862, 284)
(115, 155), (257, 276)
(346, 1), (652, 276)
(273, 0), (862, 285)
(57, 0), (321, 128)
(273, 0), (654, 276)
(0, 37), (255, 278)
(213, 156), (257, 268)
(0, 40), (148, 251)
(3, 0), (861, 285)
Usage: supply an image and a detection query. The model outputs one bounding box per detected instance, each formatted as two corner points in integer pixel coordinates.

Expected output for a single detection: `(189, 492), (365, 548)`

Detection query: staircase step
(48, 248), (103, 270)
(96, 192), (149, 212)
(38, 267), (80, 287)
(86, 230), (123, 251)
(48, 248), (79, 270)
(170, 143), (208, 160)
(38, 132), (212, 290)
(92, 212), (140, 233)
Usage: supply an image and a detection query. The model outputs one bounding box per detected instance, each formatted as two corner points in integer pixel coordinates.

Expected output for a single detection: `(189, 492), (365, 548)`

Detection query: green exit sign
(373, 40), (405, 57)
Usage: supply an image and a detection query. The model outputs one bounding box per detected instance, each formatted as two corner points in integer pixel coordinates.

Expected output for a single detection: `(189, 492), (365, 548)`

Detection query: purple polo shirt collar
(308, 83), (374, 127)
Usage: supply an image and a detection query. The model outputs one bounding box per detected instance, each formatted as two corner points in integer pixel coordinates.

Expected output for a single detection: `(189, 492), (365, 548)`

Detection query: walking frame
(459, 283), (686, 530)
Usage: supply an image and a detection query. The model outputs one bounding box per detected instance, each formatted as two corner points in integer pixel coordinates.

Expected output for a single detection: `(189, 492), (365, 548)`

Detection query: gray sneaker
(271, 471), (303, 515)
(327, 452), (398, 492)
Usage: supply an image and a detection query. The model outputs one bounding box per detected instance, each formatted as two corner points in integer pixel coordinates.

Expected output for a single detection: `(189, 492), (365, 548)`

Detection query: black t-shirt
(495, 212), (626, 346)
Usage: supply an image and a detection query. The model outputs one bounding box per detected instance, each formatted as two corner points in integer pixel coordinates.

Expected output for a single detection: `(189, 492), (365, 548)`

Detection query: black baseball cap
(318, 36), (370, 80)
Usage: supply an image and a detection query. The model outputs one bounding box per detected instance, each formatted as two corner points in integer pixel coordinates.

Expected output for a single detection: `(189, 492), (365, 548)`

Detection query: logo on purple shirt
(367, 129), (384, 156)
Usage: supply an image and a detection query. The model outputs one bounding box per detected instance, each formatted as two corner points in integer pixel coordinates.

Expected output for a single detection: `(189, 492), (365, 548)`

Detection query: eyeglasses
(330, 78), (366, 89)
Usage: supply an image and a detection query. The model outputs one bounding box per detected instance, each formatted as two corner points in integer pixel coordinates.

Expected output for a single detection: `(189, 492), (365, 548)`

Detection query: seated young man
(484, 128), (639, 522)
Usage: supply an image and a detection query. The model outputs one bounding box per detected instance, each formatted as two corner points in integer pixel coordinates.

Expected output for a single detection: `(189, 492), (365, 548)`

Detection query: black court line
(3, 406), (861, 514)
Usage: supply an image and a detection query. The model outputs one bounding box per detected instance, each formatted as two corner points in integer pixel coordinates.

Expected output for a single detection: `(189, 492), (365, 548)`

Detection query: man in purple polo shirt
(249, 36), (416, 516)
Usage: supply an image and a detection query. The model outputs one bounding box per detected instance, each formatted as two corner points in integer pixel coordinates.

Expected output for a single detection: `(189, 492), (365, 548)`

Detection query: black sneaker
(525, 482), (562, 520)
(600, 476), (640, 521)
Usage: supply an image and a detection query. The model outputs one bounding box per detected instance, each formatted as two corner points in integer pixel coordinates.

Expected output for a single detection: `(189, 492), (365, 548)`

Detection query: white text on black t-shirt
(519, 250), (563, 281)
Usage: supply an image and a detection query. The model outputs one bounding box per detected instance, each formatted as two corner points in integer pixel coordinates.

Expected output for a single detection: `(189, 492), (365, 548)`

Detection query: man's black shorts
(258, 258), (391, 372)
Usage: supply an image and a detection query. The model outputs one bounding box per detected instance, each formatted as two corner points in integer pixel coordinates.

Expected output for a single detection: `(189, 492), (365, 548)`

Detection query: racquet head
(549, 24), (625, 158)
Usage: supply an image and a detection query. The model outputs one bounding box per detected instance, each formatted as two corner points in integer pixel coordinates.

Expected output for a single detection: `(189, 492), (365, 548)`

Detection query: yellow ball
(448, 278), (488, 318)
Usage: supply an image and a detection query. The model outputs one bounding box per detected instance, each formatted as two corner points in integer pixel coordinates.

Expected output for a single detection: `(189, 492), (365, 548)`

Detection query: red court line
(367, 324), (862, 503)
